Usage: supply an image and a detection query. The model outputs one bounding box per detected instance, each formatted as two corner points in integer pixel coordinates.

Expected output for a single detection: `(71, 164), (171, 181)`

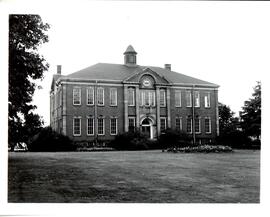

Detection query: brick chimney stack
(164, 64), (171, 71)
(57, 65), (62, 75)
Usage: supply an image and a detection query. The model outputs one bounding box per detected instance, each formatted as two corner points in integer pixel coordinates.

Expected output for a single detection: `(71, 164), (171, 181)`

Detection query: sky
(2, 1), (270, 126)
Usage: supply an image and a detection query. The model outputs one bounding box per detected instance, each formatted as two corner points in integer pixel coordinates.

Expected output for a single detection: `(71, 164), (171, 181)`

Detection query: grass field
(8, 150), (260, 203)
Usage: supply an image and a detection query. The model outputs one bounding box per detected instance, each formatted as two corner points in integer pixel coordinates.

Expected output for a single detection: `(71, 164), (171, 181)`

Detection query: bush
(109, 130), (157, 150)
(158, 129), (190, 149)
(167, 145), (233, 153)
(28, 127), (76, 152)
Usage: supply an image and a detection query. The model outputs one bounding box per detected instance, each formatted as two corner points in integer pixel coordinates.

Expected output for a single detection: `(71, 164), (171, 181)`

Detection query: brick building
(50, 45), (219, 145)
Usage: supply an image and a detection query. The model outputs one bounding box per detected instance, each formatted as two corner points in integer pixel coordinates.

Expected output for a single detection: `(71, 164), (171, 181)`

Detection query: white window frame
(73, 117), (81, 136)
(73, 88), (81, 105)
(110, 88), (117, 106)
(160, 117), (167, 132)
(128, 117), (136, 132)
(176, 117), (182, 131)
(160, 89), (166, 107)
(186, 90), (192, 107)
(187, 117), (192, 134)
(97, 87), (104, 106)
(128, 88), (135, 106)
(150, 91), (155, 107)
(175, 90), (181, 107)
(110, 118), (118, 135)
(194, 91), (200, 107)
(97, 117), (105, 135)
(86, 116), (94, 136)
(195, 117), (201, 134)
(205, 117), (212, 134)
(86, 87), (94, 105)
(205, 92), (211, 108)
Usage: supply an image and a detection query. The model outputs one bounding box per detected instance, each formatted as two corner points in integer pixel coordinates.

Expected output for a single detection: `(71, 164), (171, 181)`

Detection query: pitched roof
(65, 63), (218, 87)
(124, 45), (137, 54)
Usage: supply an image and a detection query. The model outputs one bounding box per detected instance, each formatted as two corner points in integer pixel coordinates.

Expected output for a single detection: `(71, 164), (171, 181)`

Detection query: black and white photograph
(0, 0), (269, 216)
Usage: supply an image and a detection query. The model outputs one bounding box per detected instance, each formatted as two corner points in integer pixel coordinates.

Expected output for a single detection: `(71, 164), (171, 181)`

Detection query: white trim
(186, 117), (193, 134)
(128, 117), (136, 132)
(110, 118), (118, 135)
(73, 117), (81, 136)
(160, 89), (166, 107)
(61, 81), (123, 86)
(73, 88), (81, 105)
(110, 88), (118, 106)
(175, 117), (182, 131)
(86, 116), (94, 136)
(171, 86), (217, 90)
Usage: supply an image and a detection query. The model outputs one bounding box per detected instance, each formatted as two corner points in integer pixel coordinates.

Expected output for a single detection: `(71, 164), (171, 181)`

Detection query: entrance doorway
(141, 118), (153, 139)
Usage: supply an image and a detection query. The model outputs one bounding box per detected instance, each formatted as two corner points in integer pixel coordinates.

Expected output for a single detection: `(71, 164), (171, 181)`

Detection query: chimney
(164, 64), (171, 71)
(57, 65), (62, 75)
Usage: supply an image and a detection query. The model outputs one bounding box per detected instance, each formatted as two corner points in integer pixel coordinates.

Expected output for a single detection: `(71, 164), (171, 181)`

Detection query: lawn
(8, 150), (260, 203)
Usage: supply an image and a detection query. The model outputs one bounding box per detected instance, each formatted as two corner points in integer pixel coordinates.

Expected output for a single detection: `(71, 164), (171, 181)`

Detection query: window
(110, 88), (117, 106)
(175, 90), (181, 107)
(194, 91), (200, 107)
(73, 88), (81, 105)
(128, 88), (135, 106)
(110, 118), (117, 135)
(128, 117), (136, 132)
(205, 93), (211, 108)
(186, 90), (192, 107)
(98, 117), (104, 135)
(205, 117), (211, 134)
(187, 117), (192, 133)
(87, 87), (94, 105)
(140, 90), (155, 107)
(97, 87), (104, 106)
(160, 89), (166, 107)
(87, 117), (94, 135)
(176, 117), (182, 131)
(73, 117), (81, 136)
(195, 117), (201, 133)
(160, 117), (167, 132)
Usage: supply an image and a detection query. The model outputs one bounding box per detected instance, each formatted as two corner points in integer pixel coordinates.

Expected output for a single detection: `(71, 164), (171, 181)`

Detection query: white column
(124, 85), (129, 132)
(135, 86), (140, 129)
(62, 84), (67, 135)
(156, 86), (160, 136)
(166, 87), (171, 128)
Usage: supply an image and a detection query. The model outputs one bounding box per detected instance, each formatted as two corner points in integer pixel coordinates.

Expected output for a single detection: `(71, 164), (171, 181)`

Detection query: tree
(218, 103), (247, 147)
(240, 82), (261, 142)
(8, 15), (50, 150)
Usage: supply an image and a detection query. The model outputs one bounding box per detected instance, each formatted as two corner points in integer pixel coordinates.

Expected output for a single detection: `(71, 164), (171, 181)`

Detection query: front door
(142, 126), (151, 138)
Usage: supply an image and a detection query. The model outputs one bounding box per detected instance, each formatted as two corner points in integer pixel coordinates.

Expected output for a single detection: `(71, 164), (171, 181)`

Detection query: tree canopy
(9, 15), (50, 149)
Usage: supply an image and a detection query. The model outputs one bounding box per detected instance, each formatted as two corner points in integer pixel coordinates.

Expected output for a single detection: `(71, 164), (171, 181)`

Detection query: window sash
(186, 91), (192, 107)
(194, 91), (200, 107)
(187, 118), (192, 133)
(160, 89), (166, 107)
(73, 88), (81, 105)
(128, 117), (136, 132)
(175, 90), (181, 107)
(128, 88), (135, 106)
(176, 117), (182, 131)
(195, 118), (201, 133)
(205, 93), (211, 108)
(73, 118), (81, 136)
(87, 117), (94, 135)
(110, 88), (117, 106)
(110, 118), (117, 135)
(205, 118), (211, 133)
(87, 87), (94, 105)
(140, 90), (155, 107)
(160, 118), (166, 132)
(98, 118), (104, 135)
(97, 88), (104, 106)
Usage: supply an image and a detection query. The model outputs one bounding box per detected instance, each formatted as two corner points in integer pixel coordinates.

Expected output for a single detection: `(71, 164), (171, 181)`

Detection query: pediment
(123, 67), (171, 85)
